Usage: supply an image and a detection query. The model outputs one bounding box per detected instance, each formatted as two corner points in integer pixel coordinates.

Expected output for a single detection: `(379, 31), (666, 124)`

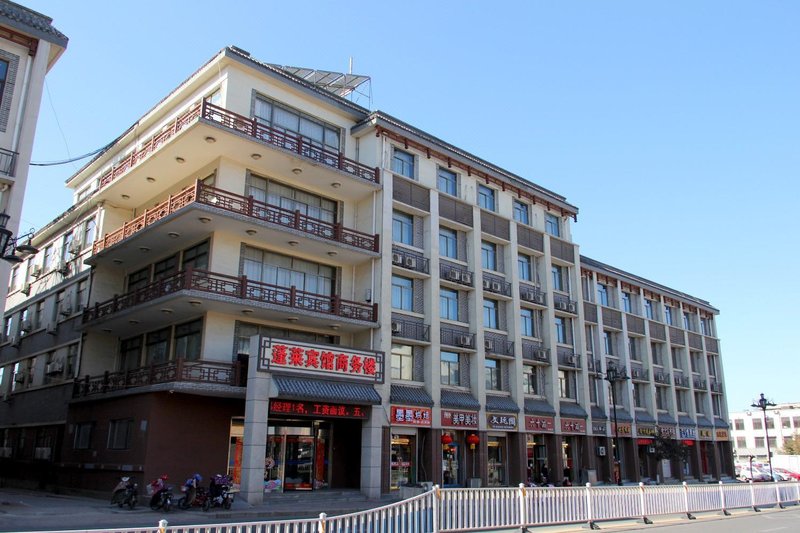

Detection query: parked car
(774, 467), (800, 481)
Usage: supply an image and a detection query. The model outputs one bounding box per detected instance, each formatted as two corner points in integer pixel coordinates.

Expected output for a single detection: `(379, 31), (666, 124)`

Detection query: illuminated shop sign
(441, 410), (479, 428)
(679, 427), (697, 440)
(391, 406), (432, 427)
(637, 426), (657, 437)
(698, 428), (713, 441)
(259, 338), (384, 383)
(560, 418), (586, 434)
(487, 413), (518, 431)
(659, 426), (677, 438)
(715, 429), (729, 440)
(591, 422), (608, 436)
(613, 423), (632, 436)
(269, 400), (369, 419)
(525, 416), (555, 433)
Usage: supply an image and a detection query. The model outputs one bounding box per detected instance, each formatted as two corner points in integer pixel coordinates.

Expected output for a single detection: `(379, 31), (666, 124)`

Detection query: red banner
(391, 406), (432, 426)
(269, 400), (368, 419)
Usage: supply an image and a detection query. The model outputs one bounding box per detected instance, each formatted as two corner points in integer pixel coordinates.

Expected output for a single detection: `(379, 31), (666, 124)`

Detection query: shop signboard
(391, 406), (432, 427)
(487, 413), (518, 431)
(259, 337), (384, 383)
(659, 426), (677, 438)
(715, 429), (730, 440)
(441, 409), (479, 428)
(636, 425), (658, 437)
(679, 427), (697, 440)
(612, 422), (632, 437)
(525, 415), (555, 433)
(560, 418), (586, 434)
(269, 400), (369, 419)
(591, 422), (607, 436)
(698, 428), (714, 441)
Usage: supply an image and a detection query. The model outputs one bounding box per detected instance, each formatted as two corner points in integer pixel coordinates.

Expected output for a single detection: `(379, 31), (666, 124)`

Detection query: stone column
(240, 346), (270, 505)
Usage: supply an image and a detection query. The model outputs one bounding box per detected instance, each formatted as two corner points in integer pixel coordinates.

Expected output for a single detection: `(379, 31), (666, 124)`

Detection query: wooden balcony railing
(92, 181), (379, 255)
(98, 100), (378, 191)
(82, 268), (378, 324)
(73, 359), (241, 398)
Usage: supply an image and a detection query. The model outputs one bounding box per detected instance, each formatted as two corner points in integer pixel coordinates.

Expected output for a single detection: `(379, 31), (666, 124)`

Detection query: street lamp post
(605, 365), (630, 486)
(751, 393), (776, 481)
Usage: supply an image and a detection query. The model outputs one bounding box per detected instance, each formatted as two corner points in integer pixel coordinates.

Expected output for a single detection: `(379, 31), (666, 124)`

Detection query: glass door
(284, 435), (314, 490)
(265, 435), (284, 492)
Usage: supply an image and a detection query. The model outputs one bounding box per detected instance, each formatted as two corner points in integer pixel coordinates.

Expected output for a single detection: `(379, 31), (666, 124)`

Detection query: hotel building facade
(0, 47), (732, 502)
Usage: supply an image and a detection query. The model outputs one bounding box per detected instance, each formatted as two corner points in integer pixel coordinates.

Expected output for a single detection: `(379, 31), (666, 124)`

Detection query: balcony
(481, 274), (512, 297)
(73, 359), (242, 398)
(557, 350), (580, 368)
(553, 293), (578, 314)
(484, 336), (514, 357)
(0, 147), (17, 177)
(654, 372), (671, 385)
(522, 341), (549, 363)
(91, 181), (379, 260)
(630, 367), (649, 381)
(83, 268), (378, 328)
(674, 374), (690, 388)
(710, 380), (723, 393)
(390, 316), (430, 342)
(440, 262), (474, 287)
(391, 247), (429, 275)
(520, 284), (546, 306)
(441, 327), (475, 350)
(587, 357), (602, 373)
(97, 100), (378, 194)
(693, 377), (707, 389)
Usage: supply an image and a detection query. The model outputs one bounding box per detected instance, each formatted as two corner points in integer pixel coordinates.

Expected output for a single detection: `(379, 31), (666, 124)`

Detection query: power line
(30, 141), (114, 166)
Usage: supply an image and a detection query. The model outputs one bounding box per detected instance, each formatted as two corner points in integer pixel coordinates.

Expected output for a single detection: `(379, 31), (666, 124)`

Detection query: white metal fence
(41, 481), (800, 533)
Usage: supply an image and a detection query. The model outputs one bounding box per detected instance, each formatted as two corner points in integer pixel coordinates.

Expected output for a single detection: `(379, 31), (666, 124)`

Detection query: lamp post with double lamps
(605, 364), (630, 486)
(751, 393), (776, 481)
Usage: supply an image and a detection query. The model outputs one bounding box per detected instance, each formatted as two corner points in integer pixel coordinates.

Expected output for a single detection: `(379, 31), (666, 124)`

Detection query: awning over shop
(635, 410), (657, 424)
(441, 390), (481, 410)
(612, 408), (633, 422)
(560, 402), (588, 419)
(696, 416), (715, 428)
(658, 412), (677, 425)
(272, 375), (381, 405)
(713, 417), (729, 428)
(390, 385), (434, 407)
(591, 405), (608, 420)
(524, 399), (556, 416)
(678, 414), (696, 427)
(486, 395), (521, 413)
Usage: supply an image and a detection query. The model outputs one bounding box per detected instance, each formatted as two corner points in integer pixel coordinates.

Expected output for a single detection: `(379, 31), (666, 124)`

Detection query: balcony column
(240, 342), (271, 505)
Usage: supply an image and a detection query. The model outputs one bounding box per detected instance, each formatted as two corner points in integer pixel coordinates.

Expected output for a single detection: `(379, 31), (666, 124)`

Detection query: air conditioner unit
(20, 319), (33, 333)
(31, 265), (42, 278)
(458, 335), (473, 348)
(59, 304), (73, 317)
(567, 303), (577, 313)
(534, 349), (548, 361)
(461, 272), (473, 285)
(482, 279), (492, 290)
(567, 355), (577, 365)
(447, 270), (461, 281)
(45, 323), (58, 335)
(391, 253), (403, 265)
(597, 446), (607, 457)
(390, 321), (402, 334)
(491, 281), (502, 292)
(46, 360), (64, 375)
(404, 256), (417, 269)
(20, 283), (31, 296)
(555, 301), (568, 311)
(484, 339), (494, 352)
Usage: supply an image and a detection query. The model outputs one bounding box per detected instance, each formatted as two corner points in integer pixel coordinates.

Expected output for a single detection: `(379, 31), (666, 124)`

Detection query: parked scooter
(148, 474), (174, 512)
(110, 476), (138, 510)
(204, 474), (235, 511)
(177, 473), (205, 510)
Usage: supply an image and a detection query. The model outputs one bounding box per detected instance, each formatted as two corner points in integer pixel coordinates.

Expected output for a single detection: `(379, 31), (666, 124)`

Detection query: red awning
(637, 439), (653, 445)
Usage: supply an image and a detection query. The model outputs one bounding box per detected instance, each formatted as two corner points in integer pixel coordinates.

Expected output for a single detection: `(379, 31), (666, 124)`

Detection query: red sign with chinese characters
(259, 338), (383, 383)
(613, 422), (632, 436)
(391, 406), (432, 426)
(715, 429), (729, 440)
(441, 410), (479, 428)
(525, 416), (555, 433)
(269, 400), (368, 419)
(560, 418), (586, 434)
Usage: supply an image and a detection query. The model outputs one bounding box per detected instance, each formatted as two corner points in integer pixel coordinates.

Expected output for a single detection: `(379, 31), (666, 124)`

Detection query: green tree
(780, 432), (800, 455)
(652, 432), (690, 463)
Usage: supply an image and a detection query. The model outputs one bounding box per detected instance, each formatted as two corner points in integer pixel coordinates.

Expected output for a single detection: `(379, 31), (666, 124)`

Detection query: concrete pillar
(360, 407), (383, 498)
(240, 348), (270, 505)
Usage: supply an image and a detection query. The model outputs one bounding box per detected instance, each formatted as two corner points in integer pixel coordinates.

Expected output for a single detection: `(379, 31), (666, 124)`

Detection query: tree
(652, 432), (690, 463)
(780, 432), (800, 455)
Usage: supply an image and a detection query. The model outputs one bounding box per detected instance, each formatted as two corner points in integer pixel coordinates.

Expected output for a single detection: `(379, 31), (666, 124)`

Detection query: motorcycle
(204, 474), (235, 511)
(110, 476), (138, 510)
(148, 482), (174, 512)
(178, 474), (206, 510)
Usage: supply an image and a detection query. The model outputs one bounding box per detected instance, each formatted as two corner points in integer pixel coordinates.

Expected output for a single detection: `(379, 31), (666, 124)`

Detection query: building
(0, 46), (732, 501)
(730, 402), (800, 462)
(0, 1), (67, 309)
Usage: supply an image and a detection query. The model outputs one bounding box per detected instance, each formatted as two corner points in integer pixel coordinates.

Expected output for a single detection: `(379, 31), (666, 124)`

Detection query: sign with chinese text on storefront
(441, 409), (479, 428)
(637, 425), (658, 437)
(259, 338), (384, 383)
(679, 427), (697, 440)
(659, 426), (677, 439)
(269, 400), (369, 419)
(698, 428), (713, 441)
(525, 415), (555, 433)
(487, 413), (518, 431)
(560, 418), (586, 434)
(613, 422), (632, 436)
(591, 422), (608, 436)
(391, 406), (432, 427)
(715, 429), (730, 440)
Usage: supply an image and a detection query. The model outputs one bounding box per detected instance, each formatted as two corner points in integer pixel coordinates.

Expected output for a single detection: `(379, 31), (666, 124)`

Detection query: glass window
(545, 213), (560, 237)
(174, 319), (203, 361)
(651, 342), (663, 366)
(83, 217), (96, 246)
(520, 308), (534, 337)
(43, 245), (53, 270)
(392, 149), (415, 179)
(633, 383), (646, 408)
(558, 370), (577, 399)
(120, 336), (142, 371)
(671, 348), (682, 369)
(440, 351), (460, 385)
(754, 437), (764, 448)
(440, 288), (459, 320)
(621, 292), (632, 313)
(585, 325), (594, 352)
(108, 419), (133, 450)
(246, 174), (337, 223)
(518, 254), (532, 282)
(477, 185), (495, 211)
(0, 60), (8, 109)
(483, 299), (499, 329)
(766, 418), (774, 430)
(392, 276), (414, 311)
(700, 317), (709, 336)
(153, 254), (178, 281)
(664, 306), (673, 325)
(254, 95), (340, 150)
(182, 240), (209, 270)
(243, 247), (335, 296)
(597, 284), (609, 306)
(555, 316), (568, 344)
(656, 386), (669, 410)
(145, 328), (171, 365)
(604, 331), (614, 355)
(485, 359), (500, 391)
(644, 299), (654, 320)
(628, 337), (638, 360)
(513, 200), (529, 224)
(439, 227), (457, 259)
(61, 232), (74, 262)
(391, 344), (414, 381)
(127, 267), (150, 292)
(523, 365), (540, 395)
(551, 265), (567, 292)
(481, 241), (497, 271)
(782, 417), (791, 429)
(73, 422), (93, 450)
(734, 419), (745, 431)
(753, 418), (762, 430)
(683, 312), (691, 330)
(392, 211), (414, 245)
(437, 167), (457, 196)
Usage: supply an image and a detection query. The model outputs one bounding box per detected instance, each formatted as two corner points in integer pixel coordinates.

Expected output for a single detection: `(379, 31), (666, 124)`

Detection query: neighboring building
(0, 1), (67, 309)
(0, 46), (731, 501)
(730, 402), (800, 462)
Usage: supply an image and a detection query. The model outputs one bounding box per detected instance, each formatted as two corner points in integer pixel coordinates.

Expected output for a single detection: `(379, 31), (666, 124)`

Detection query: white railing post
(796, 480), (800, 505)
(775, 481), (784, 509)
(639, 482), (652, 524)
(750, 480), (760, 512)
(158, 519), (168, 533)
(586, 482), (599, 530)
(682, 481), (696, 520)
(318, 512), (327, 533)
(518, 483), (529, 531)
(432, 484), (441, 533)
(719, 481), (730, 516)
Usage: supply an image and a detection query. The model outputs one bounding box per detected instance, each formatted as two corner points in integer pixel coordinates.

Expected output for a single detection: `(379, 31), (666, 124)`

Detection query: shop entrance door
(284, 435), (314, 490)
(265, 423), (331, 492)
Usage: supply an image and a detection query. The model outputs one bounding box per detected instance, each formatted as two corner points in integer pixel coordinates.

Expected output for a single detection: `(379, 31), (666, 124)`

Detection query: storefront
(612, 421), (633, 483)
(486, 413), (517, 487)
(525, 414), (555, 484)
(389, 405), (431, 489)
(560, 417), (586, 484)
(590, 420), (609, 484)
(635, 424), (658, 481)
(698, 425), (715, 478)
(678, 426), (698, 478)
(440, 409), (479, 487)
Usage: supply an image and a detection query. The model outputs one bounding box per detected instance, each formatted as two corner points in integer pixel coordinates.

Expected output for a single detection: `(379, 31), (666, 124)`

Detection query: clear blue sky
(20, 1), (800, 412)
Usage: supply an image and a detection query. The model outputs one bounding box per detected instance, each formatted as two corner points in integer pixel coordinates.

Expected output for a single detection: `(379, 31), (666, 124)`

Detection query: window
(391, 149), (415, 178)
(585, 325), (594, 352)
(712, 395), (722, 417)
(83, 217), (96, 247)
(254, 95), (340, 151)
(518, 254), (533, 282)
(3, 316), (10, 340)
(181, 240), (209, 270)
(603, 331), (614, 355)
(621, 292), (632, 313)
(61, 232), (74, 262)
(734, 419), (745, 431)
(523, 365), (541, 395)
(392, 276), (414, 311)
(694, 392), (705, 414)
(707, 355), (717, 376)
(589, 376), (600, 404)
(671, 348), (682, 370)
(0, 60), (8, 109)
(555, 316), (569, 344)
(391, 344), (414, 381)
(597, 284), (609, 306)
(440, 288), (459, 320)
(120, 337), (142, 371)
(520, 308), (534, 337)
(73, 422), (93, 450)
(392, 211), (414, 245)
(43, 245), (53, 271)
(483, 299), (499, 329)
(66, 344), (78, 378)
(633, 383), (646, 408)
(481, 241), (497, 270)
(558, 370), (577, 399)
(700, 317), (709, 336)
(676, 390), (687, 412)
(513, 200), (529, 224)
(768, 437), (777, 449)
(651, 342), (663, 366)
(440, 351), (460, 385)
(477, 185), (495, 211)
(9, 266), (17, 290)
(755, 437), (765, 448)
(656, 387), (669, 410)
(644, 299), (654, 320)
(108, 419), (133, 450)
(485, 359), (501, 391)
(544, 213), (560, 237)
(145, 328), (170, 365)
(664, 306), (673, 325)
(153, 254), (178, 281)
(439, 227), (457, 259)
(174, 319), (202, 361)
(33, 301), (44, 329)
(794, 417), (800, 428)
(127, 267), (150, 292)
(753, 418), (762, 430)
(243, 247), (335, 296)
(766, 418), (774, 430)
(782, 417), (791, 429)
(246, 175), (337, 223)
(628, 337), (639, 360)
(690, 352), (702, 373)
(735, 437), (746, 448)
(437, 167), (457, 196)
(551, 265), (567, 292)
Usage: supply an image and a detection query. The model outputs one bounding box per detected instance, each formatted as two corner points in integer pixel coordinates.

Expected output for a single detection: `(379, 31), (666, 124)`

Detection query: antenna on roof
(349, 57), (353, 74)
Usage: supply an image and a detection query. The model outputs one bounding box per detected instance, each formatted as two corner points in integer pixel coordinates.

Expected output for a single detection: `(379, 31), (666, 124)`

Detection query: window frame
(477, 184), (496, 211)
(391, 148), (415, 179)
(107, 418), (133, 450)
(483, 298), (499, 329)
(437, 167), (458, 196)
(440, 351), (460, 386)
(391, 344), (415, 381)
(439, 288), (459, 321)
(439, 227), (458, 259)
(513, 200), (530, 224)
(392, 211), (414, 245)
(544, 213), (561, 237)
(392, 275), (414, 311)
(480, 241), (497, 271)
